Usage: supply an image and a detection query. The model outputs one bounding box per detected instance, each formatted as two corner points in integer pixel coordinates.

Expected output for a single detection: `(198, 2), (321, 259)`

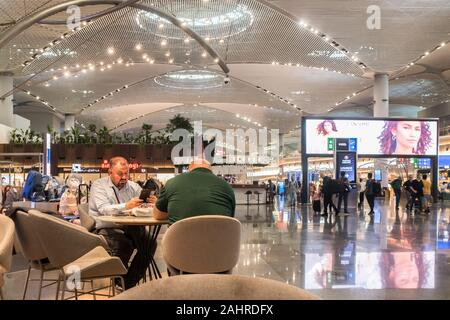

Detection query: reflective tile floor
(233, 195), (450, 299)
(4, 195), (450, 300)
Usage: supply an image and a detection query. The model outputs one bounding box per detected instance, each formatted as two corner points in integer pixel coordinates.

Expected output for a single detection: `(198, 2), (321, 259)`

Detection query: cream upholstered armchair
(13, 210), (57, 300)
(77, 203), (96, 232)
(28, 210), (126, 300)
(0, 214), (15, 300)
(162, 215), (241, 275)
(112, 274), (320, 300)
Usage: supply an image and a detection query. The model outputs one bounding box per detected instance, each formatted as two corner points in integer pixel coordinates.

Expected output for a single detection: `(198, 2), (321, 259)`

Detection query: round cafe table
(97, 215), (169, 281)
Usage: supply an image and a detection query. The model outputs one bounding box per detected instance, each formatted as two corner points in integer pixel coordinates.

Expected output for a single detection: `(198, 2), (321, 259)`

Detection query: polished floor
(3, 193), (450, 300)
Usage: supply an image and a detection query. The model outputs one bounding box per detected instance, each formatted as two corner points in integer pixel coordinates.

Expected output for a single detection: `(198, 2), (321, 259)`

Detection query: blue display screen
(374, 169), (382, 181)
(336, 152), (356, 182)
(439, 155), (450, 169)
(417, 158), (431, 169)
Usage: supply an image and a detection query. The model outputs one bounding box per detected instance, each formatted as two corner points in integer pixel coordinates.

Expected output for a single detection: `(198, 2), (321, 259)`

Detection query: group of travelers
(309, 172), (433, 217)
(266, 178), (302, 206)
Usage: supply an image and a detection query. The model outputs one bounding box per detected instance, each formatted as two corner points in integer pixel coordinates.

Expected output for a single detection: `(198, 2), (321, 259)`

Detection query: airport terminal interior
(0, 0), (449, 301)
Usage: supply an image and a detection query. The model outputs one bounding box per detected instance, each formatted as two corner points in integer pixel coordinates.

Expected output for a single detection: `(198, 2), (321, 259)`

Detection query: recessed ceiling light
(135, 44), (142, 50)
(107, 47), (115, 55)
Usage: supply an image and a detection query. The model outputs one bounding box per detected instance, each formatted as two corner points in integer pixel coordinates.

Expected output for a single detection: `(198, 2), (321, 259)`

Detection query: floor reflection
(233, 196), (450, 299)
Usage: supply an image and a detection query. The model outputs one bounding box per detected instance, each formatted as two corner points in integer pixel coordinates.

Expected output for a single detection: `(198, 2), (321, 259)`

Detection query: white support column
(64, 114), (75, 131)
(373, 73), (389, 117)
(0, 74), (14, 127)
(374, 73), (389, 245)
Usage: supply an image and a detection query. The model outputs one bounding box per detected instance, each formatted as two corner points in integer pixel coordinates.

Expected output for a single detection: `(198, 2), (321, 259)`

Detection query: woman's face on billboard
(323, 121), (333, 134)
(389, 253), (420, 288)
(391, 121), (421, 153)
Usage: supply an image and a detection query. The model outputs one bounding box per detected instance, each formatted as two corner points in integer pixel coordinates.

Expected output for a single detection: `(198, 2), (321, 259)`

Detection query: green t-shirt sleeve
(156, 185), (170, 213)
(227, 184), (236, 217)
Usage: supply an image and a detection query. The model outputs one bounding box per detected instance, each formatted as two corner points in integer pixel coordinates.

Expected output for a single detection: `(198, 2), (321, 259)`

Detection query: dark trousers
(323, 193), (338, 214)
(366, 194), (375, 213)
(98, 226), (155, 289)
(358, 192), (365, 208)
(412, 193), (423, 211)
(337, 192), (349, 212)
(405, 191), (414, 210)
(393, 188), (401, 209)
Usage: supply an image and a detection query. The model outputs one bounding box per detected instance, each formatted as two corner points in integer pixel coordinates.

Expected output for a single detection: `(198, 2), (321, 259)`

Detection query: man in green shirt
(153, 159), (236, 225)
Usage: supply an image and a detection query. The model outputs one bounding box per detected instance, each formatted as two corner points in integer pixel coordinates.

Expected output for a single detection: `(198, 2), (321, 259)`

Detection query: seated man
(89, 156), (157, 289)
(153, 159), (236, 225)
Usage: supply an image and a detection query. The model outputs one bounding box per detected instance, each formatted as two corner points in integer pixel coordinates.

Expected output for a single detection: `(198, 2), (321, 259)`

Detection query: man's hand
(147, 195), (158, 205)
(125, 197), (143, 210)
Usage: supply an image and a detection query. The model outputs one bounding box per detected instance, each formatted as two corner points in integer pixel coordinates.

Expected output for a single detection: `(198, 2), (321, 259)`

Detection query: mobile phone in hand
(139, 189), (152, 202)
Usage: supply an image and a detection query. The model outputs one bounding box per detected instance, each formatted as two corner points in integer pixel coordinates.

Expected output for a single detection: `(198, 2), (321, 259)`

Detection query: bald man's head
(109, 156), (129, 189)
(188, 158), (212, 172)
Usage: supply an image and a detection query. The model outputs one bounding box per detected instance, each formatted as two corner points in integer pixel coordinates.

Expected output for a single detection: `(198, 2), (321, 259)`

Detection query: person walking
(421, 174), (431, 214)
(410, 175), (424, 213)
(365, 173), (375, 216)
(321, 176), (339, 216)
(403, 175), (414, 213)
(390, 175), (403, 210)
(311, 183), (321, 214)
(357, 178), (366, 210)
(287, 177), (298, 207)
(337, 172), (350, 215)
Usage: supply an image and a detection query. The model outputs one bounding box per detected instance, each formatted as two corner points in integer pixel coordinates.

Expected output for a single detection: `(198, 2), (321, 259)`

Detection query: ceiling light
(214, 58), (219, 63)
(168, 58), (174, 64)
(158, 23), (164, 29)
(53, 76), (58, 80)
(135, 44), (142, 50)
(424, 51), (429, 56)
(82, 69), (87, 73)
(107, 47), (115, 55)
(107, 64), (112, 69)
(441, 42), (446, 47)
(165, 52), (171, 57)
(184, 38), (190, 43)
(219, 39), (224, 43)
(89, 65), (95, 70)
(161, 39), (167, 46)
(143, 53), (148, 59)
(202, 52), (207, 57)
(44, 83), (50, 87)
(117, 58), (123, 64)
(64, 71), (70, 77)
(36, 96), (40, 100)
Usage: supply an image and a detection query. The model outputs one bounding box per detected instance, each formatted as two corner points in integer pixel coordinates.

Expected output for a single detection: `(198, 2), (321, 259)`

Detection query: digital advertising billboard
(305, 118), (438, 156)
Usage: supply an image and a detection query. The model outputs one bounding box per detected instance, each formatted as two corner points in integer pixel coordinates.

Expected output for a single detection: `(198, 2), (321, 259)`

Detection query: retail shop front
(301, 116), (439, 204)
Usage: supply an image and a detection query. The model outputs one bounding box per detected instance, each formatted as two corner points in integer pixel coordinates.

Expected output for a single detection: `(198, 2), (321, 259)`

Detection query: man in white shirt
(357, 178), (366, 210)
(89, 156), (157, 289)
